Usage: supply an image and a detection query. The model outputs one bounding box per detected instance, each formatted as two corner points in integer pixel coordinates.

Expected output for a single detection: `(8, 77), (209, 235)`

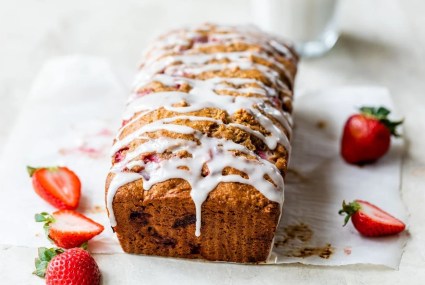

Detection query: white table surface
(1, 0), (425, 284)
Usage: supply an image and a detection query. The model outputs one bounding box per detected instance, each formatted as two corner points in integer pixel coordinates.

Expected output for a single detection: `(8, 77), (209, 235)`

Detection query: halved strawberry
(27, 166), (81, 210)
(339, 200), (406, 237)
(35, 211), (104, 249)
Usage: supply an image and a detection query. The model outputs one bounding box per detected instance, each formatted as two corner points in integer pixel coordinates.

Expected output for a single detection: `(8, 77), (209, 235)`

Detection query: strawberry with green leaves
(28, 166), (81, 210)
(339, 200), (406, 237)
(36, 210), (104, 249)
(340, 106), (403, 165)
(34, 247), (101, 285)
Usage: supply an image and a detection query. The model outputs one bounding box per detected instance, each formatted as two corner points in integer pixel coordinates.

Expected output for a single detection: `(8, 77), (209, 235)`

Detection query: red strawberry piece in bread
(27, 166), (81, 210)
(142, 153), (160, 163)
(340, 106), (403, 165)
(34, 247), (101, 285)
(193, 35), (209, 43)
(137, 88), (153, 97)
(35, 211), (104, 249)
(114, 147), (129, 163)
(338, 200), (406, 237)
(255, 149), (269, 160)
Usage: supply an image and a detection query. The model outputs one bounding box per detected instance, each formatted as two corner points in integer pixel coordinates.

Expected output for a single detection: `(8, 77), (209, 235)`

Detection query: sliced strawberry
(28, 166), (81, 210)
(339, 200), (406, 237)
(35, 211), (104, 249)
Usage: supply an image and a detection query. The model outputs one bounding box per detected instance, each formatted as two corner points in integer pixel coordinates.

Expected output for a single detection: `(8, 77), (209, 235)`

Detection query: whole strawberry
(339, 200), (406, 237)
(341, 106), (402, 165)
(34, 247), (101, 285)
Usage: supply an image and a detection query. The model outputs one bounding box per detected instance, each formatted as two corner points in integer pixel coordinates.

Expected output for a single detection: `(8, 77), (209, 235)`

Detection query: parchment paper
(0, 56), (408, 268)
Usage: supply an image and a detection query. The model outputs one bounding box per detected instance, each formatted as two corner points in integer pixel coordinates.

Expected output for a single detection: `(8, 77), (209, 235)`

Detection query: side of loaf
(105, 23), (298, 263)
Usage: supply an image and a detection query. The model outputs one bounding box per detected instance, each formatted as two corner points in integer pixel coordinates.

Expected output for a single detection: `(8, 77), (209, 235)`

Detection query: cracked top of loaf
(106, 23), (298, 237)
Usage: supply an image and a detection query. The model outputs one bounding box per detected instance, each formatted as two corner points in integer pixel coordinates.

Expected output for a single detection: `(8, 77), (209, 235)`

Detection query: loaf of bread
(106, 23), (298, 263)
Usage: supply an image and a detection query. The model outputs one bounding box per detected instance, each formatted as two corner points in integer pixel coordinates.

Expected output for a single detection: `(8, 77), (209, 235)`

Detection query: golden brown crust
(106, 174), (280, 262)
(106, 23), (298, 263)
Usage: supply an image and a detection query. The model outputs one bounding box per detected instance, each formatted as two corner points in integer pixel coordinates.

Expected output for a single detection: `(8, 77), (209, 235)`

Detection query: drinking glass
(251, 0), (341, 57)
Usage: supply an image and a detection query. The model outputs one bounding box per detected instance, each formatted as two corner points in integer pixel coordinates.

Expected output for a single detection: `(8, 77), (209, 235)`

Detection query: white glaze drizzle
(107, 24), (295, 237)
(127, 75), (292, 139)
(142, 51), (288, 78)
(113, 114), (288, 160)
(132, 74), (284, 99)
(108, 134), (284, 236)
(107, 172), (144, 226)
(142, 24), (296, 66)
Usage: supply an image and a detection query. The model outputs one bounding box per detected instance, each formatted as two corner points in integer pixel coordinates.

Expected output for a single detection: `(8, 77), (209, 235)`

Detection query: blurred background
(0, 0), (424, 151)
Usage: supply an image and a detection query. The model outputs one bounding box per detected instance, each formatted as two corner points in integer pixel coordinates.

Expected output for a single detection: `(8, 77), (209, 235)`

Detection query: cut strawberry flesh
(340, 199), (405, 237)
(52, 211), (102, 233)
(358, 200), (404, 227)
(35, 168), (80, 209)
(49, 210), (104, 248)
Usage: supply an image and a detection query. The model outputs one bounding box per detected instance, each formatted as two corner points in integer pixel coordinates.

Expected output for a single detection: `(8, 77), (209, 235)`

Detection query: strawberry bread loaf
(105, 23), (298, 263)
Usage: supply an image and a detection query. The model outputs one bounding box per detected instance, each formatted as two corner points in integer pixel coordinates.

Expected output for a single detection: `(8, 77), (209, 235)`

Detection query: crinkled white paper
(270, 86), (408, 268)
(0, 56), (408, 268)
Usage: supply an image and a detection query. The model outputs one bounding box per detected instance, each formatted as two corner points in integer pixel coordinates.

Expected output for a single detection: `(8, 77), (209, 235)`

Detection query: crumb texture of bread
(105, 23), (298, 263)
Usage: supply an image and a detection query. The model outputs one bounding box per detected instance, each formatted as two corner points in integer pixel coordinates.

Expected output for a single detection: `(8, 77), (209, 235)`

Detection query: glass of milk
(251, 0), (341, 57)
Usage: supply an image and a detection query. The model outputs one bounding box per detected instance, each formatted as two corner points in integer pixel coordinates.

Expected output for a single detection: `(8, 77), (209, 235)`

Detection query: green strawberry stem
(80, 241), (89, 250)
(27, 166), (60, 177)
(33, 245), (91, 278)
(338, 200), (362, 226)
(35, 212), (55, 243)
(27, 166), (38, 177)
(359, 106), (403, 137)
(34, 212), (55, 223)
(34, 212), (91, 249)
(33, 247), (64, 278)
